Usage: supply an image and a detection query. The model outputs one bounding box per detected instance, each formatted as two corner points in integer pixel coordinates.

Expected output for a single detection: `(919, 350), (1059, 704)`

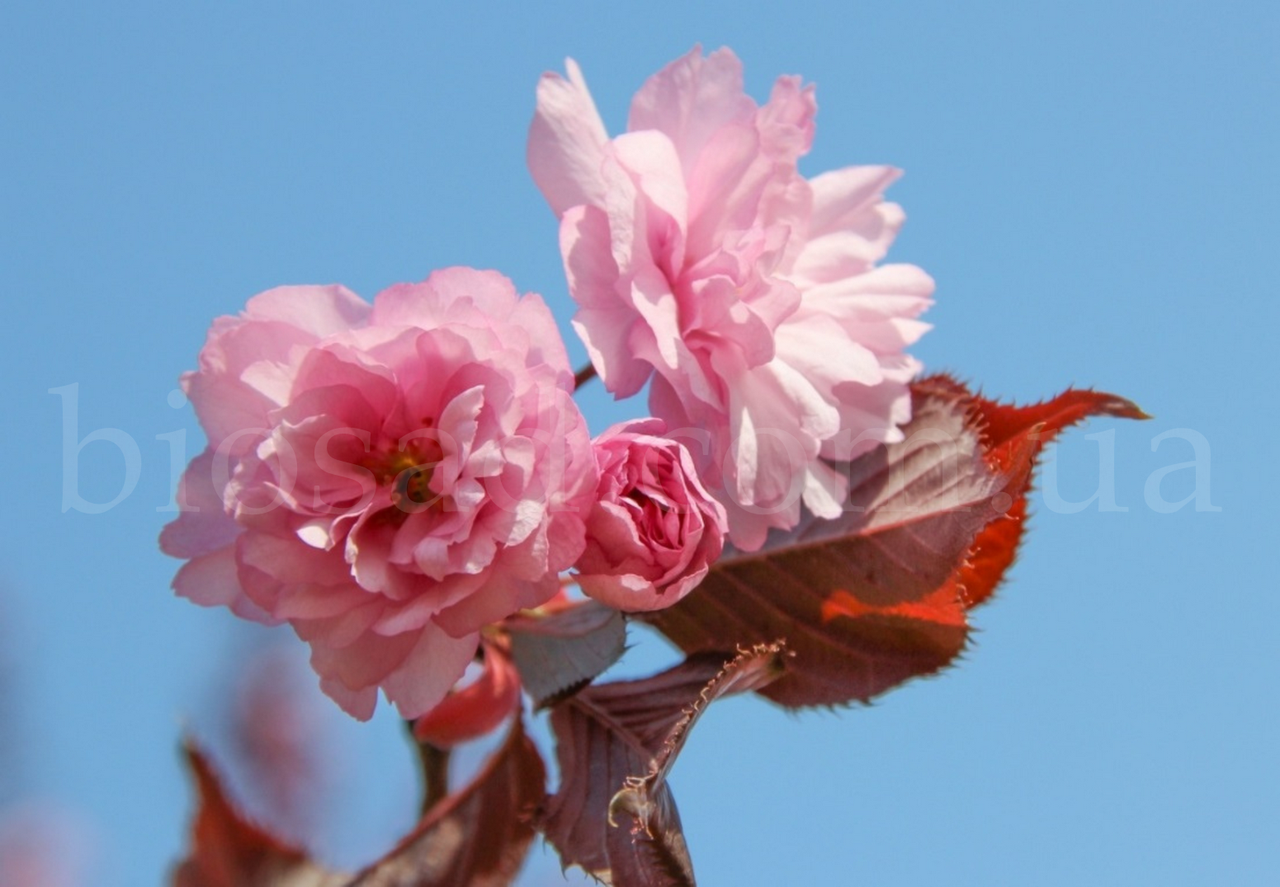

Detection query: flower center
(364, 436), (447, 511)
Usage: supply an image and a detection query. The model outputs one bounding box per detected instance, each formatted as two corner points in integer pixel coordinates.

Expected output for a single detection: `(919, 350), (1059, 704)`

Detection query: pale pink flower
(528, 47), (934, 549)
(161, 268), (597, 720)
(0, 802), (95, 887)
(575, 419), (728, 612)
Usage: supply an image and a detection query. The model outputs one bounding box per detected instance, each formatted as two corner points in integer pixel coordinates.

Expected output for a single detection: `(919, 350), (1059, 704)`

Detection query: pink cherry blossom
(575, 419), (728, 612)
(160, 268), (597, 720)
(528, 47), (934, 549)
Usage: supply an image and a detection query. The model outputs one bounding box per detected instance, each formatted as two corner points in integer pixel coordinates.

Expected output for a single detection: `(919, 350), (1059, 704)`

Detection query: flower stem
(408, 723), (452, 815)
(573, 363), (597, 391)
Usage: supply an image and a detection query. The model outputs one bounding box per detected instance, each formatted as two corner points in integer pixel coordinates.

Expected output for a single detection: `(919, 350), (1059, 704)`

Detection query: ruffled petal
(528, 58), (611, 217)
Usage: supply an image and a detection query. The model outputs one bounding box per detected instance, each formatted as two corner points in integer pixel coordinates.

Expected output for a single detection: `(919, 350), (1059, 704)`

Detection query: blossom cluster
(161, 47), (931, 724)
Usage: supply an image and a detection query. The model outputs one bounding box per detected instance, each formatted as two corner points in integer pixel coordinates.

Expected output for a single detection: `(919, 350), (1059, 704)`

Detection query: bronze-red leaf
(172, 739), (342, 887)
(348, 717), (546, 887)
(644, 390), (1003, 707)
(643, 378), (1146, 708)
(542, 644), (788, 886)
(916, 375), (1150, 607)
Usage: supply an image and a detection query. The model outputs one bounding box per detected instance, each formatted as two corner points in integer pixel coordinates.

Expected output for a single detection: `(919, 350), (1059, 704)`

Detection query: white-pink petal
(528, 59), (611, 218)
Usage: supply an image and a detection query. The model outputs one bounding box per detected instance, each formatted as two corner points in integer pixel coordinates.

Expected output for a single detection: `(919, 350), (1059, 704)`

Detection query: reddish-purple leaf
(506, 600), (627, 708)
(177, 719), (545, 887)
(541, 644), (788, 886)
(643, 390), (1006, 707)
(914, 375), (1150, 608)
(643, 378), (1145, 709)
(172, 739), (343, 887)
(348, 716), (546, 887)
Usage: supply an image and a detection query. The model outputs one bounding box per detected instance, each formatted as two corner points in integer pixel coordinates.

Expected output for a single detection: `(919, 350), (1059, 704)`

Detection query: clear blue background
(1, 2), (1275, 884)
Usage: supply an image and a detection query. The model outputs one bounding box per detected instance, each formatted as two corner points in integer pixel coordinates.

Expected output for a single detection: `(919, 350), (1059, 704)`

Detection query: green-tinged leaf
(507, 600), (627, 708)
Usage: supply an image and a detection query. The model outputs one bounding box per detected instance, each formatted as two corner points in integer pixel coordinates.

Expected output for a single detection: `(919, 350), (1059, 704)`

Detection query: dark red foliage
(643, 378), (1147, 708)
(349, 718), (546, 887)
(175, 719), (546, 887)
(914, 376), (1149, 608)
(172, 740), (335, 887)
(540, 644), (788, 886)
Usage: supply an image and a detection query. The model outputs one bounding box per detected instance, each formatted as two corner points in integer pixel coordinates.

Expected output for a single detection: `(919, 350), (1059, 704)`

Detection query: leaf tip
(1091, 391), (1152, 422)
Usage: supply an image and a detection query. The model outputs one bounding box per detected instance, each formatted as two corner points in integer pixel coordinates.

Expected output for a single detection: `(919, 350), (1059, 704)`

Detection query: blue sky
(2, 2), (1276, 884)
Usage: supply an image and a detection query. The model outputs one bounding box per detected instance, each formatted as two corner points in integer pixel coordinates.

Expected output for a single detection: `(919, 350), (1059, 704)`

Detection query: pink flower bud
(575, 420), (728, 612)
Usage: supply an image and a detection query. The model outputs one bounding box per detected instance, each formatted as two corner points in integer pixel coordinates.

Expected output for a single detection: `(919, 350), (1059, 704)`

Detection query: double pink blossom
(529, 47), (934, 549)
(576, 419), (728, 612)
(160, 268), (597, 720)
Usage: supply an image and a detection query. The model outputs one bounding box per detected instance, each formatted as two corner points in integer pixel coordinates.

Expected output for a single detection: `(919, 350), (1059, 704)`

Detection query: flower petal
(528, 58), (611, 217)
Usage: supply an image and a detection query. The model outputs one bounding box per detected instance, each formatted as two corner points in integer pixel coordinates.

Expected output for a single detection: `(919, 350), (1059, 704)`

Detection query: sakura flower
(575, 419), (727, 612)
(160, 268), (597, 720)
(529, 47), (934, 549)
